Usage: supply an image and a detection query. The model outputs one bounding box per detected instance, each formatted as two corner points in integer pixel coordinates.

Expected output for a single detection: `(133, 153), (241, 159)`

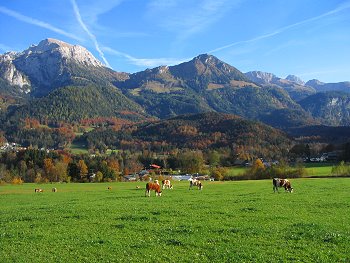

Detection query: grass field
(304, 163), (334, 177)
(69, 141), (89, 155)
(228, 163), (336, 178)
(1, 179), (349, 262)
(227, 166), (248, 176)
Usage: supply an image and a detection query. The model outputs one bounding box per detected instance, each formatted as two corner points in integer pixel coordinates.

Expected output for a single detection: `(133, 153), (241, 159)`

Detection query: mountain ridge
(1, 38), (350, 131)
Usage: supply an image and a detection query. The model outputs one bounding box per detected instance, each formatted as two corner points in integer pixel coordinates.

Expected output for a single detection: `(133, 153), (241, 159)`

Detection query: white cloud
(71, 0), (111, 68)
(102, 46), (188, 68)
(208, 1), (350, 54)
(75, 0), (124, 24)
(0, 6), (82, 42)
(0, 43), (13, 52)
(147, 0), (240, 41)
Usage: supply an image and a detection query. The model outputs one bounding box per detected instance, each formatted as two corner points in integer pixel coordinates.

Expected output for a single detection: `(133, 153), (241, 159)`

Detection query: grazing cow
(273, 178), (293, 193)
(145, 182), (162, 197)
(162, 179), (173, 189)
(189, 178), (203, 190)
(34, 188), (43, 193)
(52, 187), (57, 192)
(107, 186), (112, 190)
(136, 186), (140, 189)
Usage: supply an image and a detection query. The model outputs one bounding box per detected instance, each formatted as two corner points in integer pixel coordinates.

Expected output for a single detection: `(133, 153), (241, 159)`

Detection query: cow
(162, 179), (173, 189)
(189, 178), (203, 190)
(107, 186), (112, 190)
(34, 188), (43, 193)
(273, 178), (293, 193)
(52, 187), (57, 192)
(145, 182), (162, 197)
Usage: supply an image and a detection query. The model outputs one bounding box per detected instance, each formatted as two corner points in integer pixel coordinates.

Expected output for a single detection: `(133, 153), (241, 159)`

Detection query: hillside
(83, 112), (292, 158)
(299, 91), (350, 126)
(306, 79), (350, 93)
(287, 125), (350, 144)
(245, 71), (316, 101)
(0, 38), (127, 97)
(115, 54), (304, 121)
(6, 84), (146, 123)
(1, 38), (350, 150)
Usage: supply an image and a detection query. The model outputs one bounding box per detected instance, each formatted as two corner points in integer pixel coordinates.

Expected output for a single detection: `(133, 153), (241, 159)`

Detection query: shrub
(12, 177), (23, 184)
(227, 163), (306, 181)
(332, 161), (350, 176)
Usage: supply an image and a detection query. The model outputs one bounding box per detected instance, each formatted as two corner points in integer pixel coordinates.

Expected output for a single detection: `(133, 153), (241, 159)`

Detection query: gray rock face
(23, 38), (103, 67)
(305, 79), (324, 87)
(244, 71), (278, 85)
(245, 71), (316, 101)
(286, 75), (305, 85)
(0, 52), (31, 92)
(0, 38), (104, 93)
(14, 39), (103, 88)
(306, 79), (350, 93)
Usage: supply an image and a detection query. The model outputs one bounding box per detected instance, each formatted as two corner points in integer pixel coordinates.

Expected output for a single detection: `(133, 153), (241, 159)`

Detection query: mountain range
(1, 38), (350, 145)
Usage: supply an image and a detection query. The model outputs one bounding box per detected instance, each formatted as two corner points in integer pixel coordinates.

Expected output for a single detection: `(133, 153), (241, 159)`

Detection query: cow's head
(157, 191), (162, 197)
(285, 186), (293, 193)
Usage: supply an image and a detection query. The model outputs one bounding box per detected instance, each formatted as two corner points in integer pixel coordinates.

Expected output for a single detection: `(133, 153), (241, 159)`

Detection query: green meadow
(304, 163), (334, 177)
(1, 179), (349, 262)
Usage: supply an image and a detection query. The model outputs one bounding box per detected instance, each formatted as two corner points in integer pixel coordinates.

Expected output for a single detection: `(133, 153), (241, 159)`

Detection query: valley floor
(1, 179), (349, 262)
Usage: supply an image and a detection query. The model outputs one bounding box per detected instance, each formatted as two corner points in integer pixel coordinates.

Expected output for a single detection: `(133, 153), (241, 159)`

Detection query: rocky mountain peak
(194, 54), (217, 63)
(22, 38), (103, 67)
(245, 71), (277, 85)
(169, 54), (248, 82)
(286, 75), (305, 85)
(305, 79), (324, 87)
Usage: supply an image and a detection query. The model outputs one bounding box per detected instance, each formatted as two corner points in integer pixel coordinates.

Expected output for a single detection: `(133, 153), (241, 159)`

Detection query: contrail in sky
(71, 0), (111, 68)
(102, 46), (188, 68)
(208, 2), (350, 54)
(0, 6), (82, 42)
(0, 43), (13, 52)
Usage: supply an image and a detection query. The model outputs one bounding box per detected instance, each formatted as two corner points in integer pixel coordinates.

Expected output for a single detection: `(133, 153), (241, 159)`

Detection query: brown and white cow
(162, 179), (173, 189)
(273, 178), (293, 193)
(145, 182), (162, 197)
(34, 188), (43, 193)
(189, 178), (203, 190)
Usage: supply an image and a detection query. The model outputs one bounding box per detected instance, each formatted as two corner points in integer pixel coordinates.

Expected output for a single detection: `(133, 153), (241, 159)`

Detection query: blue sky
(0, 0), (349, 82)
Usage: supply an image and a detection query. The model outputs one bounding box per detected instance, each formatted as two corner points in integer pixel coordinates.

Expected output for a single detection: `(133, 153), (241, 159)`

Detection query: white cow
(189, 178), (203, 190)
(273, 178), (293, 193)
(162, 179), (173, 189)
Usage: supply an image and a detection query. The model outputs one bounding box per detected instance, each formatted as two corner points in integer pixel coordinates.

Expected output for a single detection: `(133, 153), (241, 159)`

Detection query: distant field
(1, 179), (349, 262)
(69, 141), (89, 154)
(227, 163), (336, 178)
(304, 163), (334, 177)
(227, 166), (248, 176)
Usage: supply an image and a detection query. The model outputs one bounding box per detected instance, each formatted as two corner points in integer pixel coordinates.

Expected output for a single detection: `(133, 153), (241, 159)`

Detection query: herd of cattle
(34, 178), (294, 196)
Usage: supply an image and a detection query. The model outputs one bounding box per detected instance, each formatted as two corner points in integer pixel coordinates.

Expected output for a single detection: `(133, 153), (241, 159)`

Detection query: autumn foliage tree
(77, 159), (88, 182)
